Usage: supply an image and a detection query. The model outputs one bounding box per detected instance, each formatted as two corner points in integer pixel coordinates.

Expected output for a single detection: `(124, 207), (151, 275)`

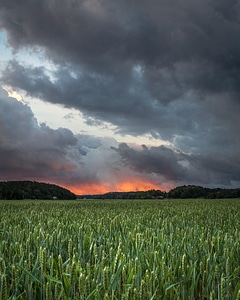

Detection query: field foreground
(0, 199), (240, 299)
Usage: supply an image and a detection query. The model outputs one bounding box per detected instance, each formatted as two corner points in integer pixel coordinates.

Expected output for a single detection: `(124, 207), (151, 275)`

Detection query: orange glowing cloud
(67, 178), (167, 195)
(69, 183), (111, 195)
(115, 180), (161, 193)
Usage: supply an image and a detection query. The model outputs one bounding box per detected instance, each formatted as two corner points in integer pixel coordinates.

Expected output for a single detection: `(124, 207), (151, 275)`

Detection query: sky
(1, 0), (240, 195)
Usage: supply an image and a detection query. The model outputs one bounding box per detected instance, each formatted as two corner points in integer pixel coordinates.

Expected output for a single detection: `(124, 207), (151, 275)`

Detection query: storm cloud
(1, 86), (240, 192)
(112, 143), (240, 188)
(1, 0), (240, 191)
(0, 87), (163, 192)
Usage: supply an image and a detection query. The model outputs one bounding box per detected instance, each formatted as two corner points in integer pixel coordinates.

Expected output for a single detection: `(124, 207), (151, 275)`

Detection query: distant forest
(1, 181), (240, 200)
(79, 185), (240, 200)
(0, 181), (76, 200)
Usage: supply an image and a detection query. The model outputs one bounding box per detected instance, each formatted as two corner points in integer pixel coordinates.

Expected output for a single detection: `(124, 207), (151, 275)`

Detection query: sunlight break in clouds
(3, 85), (24, 102)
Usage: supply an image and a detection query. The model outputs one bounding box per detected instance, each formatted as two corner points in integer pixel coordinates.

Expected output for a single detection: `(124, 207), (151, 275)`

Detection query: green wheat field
(0, 199), (240, 299)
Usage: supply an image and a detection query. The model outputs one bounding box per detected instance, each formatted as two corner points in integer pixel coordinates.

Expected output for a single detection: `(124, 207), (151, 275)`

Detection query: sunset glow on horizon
(67, 179), (169, 195)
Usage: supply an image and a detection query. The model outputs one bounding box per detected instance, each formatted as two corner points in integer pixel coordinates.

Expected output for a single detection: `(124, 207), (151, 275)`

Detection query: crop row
(0, 199), (240, 299)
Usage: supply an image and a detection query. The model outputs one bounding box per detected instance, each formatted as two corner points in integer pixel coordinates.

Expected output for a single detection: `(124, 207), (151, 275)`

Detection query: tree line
(167, 185), (240, 199)
(0, 181), (76, 200)
(79, 189), (166, 200)
(1, 181), (240, 200)
(79, 185), (240, 199)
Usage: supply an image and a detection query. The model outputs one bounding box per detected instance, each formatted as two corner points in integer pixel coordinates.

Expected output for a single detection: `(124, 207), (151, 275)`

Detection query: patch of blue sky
(0, 30), (12, 68)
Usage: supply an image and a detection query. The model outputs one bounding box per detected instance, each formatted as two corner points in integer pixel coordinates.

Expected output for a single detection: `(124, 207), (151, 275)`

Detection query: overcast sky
(1, 0), (240, 194)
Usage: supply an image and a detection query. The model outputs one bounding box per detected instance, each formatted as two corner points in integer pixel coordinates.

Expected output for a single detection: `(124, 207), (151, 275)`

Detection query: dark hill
(167, 185), (240, 199)
(0, 181), (76, 200)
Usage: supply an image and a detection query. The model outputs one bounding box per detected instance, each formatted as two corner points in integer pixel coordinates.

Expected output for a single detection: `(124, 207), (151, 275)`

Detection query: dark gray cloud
(2, 60), (239, 153)
(1, 0), (240, 72)
(0, 87), (160, 192)
(1, 0), (240, 189)
(112, 143), (240, 188)
(0, 87), (78, 182)
(111, 143), (186, 181)
(1, 87), (240, 192)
